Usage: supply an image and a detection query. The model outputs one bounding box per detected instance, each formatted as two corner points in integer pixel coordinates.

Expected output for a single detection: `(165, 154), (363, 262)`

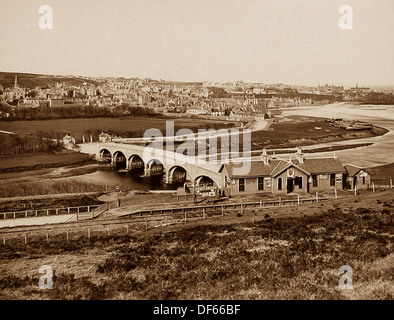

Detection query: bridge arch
(113, 151), (127, 169)
(99, 148), (112, 162)
(146, 158), (164, 176)
(194, 175), (217, 188)
(194, 175), (218, 196)
(128, 154), (144, 171)
(167, 165), (189, 184)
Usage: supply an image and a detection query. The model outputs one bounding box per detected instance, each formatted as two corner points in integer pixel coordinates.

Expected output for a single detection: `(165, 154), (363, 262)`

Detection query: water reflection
(70, 168), (184, 191)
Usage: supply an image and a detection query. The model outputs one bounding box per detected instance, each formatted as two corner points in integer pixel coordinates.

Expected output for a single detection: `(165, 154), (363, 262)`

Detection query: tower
(14, 76), (18, 88)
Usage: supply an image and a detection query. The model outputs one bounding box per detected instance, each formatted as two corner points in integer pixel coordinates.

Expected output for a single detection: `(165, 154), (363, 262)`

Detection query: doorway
(287, 178), (294, 194)
(353, 176), (357, 189)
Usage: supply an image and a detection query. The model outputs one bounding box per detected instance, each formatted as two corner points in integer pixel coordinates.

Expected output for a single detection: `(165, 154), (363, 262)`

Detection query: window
(257, 177), (264, 191)
(295, 176), (303, 189)
(278, 178), (282, 191)
(239, 178), (245, 192)
(330, 174), (336, 186)
(312, 175), (318, 188)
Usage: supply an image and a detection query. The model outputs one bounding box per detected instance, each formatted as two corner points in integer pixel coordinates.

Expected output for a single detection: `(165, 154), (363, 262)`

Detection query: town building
(219, 149), (348, 196)
(63, 134), (76, 146)
(344, 164), (371, 190)
(99, 132), (112, 143)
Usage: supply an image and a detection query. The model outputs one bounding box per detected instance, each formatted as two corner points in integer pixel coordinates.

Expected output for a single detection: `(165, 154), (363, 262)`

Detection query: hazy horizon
(1, 0), (393, 88)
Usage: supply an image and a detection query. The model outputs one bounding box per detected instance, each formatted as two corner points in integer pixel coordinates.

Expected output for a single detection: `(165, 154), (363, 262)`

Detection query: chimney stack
(296, 148), (304, 164)
(262, 149), (269, 165)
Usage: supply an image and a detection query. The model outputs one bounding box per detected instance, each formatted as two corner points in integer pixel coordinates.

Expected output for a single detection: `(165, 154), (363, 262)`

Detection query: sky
(0, 0), (393, 87)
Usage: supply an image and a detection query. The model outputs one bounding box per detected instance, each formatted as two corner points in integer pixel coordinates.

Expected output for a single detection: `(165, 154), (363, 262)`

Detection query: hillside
(0, 72), (100, 89)
(0, 189), (392, 300)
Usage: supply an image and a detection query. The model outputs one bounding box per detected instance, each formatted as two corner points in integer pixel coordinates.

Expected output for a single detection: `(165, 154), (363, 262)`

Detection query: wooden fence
(124, 196), (328, 218)
(1, 205), (99, 220)
(0, 196), (329, 244)
(0, 202), (43, 210)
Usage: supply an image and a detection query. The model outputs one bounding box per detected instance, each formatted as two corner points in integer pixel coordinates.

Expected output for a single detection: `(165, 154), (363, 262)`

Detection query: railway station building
(219, 148), (348, 196)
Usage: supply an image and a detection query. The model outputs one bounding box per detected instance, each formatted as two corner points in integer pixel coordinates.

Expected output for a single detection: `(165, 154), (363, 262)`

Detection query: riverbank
(281, 103), (394, 167)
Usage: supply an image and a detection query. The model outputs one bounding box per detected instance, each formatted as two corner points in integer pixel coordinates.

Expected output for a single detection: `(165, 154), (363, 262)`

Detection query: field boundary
(1, 205), (99, 220)
(0, 196), (329, 239)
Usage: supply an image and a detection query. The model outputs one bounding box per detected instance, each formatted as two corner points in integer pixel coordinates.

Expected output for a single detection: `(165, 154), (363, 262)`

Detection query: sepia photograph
(0, 0), (393, 307)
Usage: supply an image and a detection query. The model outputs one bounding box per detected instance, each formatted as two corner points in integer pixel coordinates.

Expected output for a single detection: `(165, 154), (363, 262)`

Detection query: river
(62, 169), (183, 191)
(281, 103), (394, 167)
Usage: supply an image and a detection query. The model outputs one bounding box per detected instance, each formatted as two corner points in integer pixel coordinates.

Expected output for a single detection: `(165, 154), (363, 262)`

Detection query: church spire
(14, 76), (18, 88)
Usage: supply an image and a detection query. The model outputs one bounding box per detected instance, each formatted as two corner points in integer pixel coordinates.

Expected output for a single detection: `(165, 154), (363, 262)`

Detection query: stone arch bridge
(97, 142), (222, 189)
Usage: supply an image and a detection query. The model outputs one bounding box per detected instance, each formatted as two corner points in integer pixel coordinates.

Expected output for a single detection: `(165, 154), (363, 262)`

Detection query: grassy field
(251, 116), (388, 149)
(0, 179), (115, 198)
(368, 162), (394, 185)
(0, 115), (387, 152)
(0, 117), (234, 141)
(0, 190), (392, 300)
(0, 152), (93, 171)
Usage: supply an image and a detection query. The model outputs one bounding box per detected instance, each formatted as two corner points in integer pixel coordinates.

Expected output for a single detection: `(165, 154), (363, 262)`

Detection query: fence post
(354, 186), (357, 196)
(87, 228), (91, 239)
(13, 212), (15, 219)
(335, 188), (337, 199)
(279, 198), (281, 207)
(222, 206), (224, 216)
(25, 211), (28, 218)
(184, 211), (187, 223)
(24, 233), (27, 244)
(316, 192), (318, 202)
(66, 230), (69, 241)
(260, 200), (262, 208)
(297, 194), (300, 205)
(372, 182), (375, 192)
(2, 236), (5, 245)
(145, 218), (148, 230)
(203, 208), (206, 219)
(126, 225), (129, 234)
(390, 179), (393, 189)
(46, 232), (49, 242)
